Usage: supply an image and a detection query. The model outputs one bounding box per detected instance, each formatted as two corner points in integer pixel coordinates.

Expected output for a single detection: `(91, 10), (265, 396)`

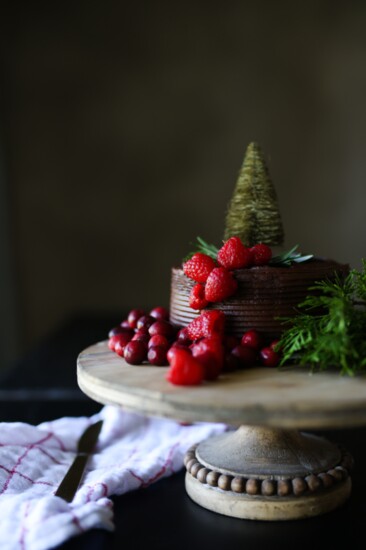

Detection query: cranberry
(115, 340), (126, 357)
(108, 335), (120, 351)
(231, 345), (258, 368)
(120, 320), (131, 329)
(136, 315), (155, 332)
(191, 338), (224, 381)
(108, 332), (133, 351)
(270, 339), (282, 352)
(196, 351), (222, 380)
(260, 347), (281, 367)
(108, 325), (125, 337)
(223, 352), (240, 372)
(223, 335), (239, 351)
(108, 325), (134, 338)
(117, 331), (133, 346)
(150, 306), (169, 321)
(127, 309), (145, 329)
(124, 341), (147, 364)
(132, 331), (150, 344)
(241, 330), (263, 351)
(148, 334), (169, 349)
(177, 328), (191, 346)
(148, 320), (175, 338)
(147, 346), (168, 366)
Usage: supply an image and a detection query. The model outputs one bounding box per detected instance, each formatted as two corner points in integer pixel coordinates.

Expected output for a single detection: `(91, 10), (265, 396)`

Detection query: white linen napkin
(0, 406), (227, 550)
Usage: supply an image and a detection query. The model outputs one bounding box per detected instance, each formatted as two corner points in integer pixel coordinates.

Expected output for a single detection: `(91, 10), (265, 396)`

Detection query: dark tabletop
(1, 315), (366, 550)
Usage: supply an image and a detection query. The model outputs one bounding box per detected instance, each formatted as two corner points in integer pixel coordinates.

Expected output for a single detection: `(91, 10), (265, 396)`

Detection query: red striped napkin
(0, 406), (226, 550)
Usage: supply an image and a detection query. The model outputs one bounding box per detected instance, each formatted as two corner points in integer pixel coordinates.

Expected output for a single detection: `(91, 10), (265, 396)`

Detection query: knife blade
(55, 420), (103, 502)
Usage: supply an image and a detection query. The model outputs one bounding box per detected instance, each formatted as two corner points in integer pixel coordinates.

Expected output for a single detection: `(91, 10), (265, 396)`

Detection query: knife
(55, 420), (103, 502)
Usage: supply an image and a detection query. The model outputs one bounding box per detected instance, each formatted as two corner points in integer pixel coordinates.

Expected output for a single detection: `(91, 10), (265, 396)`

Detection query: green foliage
(183, 237), (219, 261)
(224, 142), (284, 247)
(184, 239), (312, 268)
(351, 259), (366, 302)
(269, 245), (313, 267)
(278, 264), (366, 375)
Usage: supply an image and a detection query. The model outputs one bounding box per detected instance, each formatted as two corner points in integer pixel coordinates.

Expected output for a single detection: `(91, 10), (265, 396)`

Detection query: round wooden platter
(77, 341), (366, 430)
(77, 340), (364, 520)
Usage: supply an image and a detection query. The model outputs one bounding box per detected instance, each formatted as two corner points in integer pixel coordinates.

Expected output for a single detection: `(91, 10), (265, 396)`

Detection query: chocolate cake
(170, 258), (349, 340)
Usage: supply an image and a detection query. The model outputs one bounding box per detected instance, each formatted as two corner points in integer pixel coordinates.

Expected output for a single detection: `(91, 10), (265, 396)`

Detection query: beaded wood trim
(184, 445), (353, 497)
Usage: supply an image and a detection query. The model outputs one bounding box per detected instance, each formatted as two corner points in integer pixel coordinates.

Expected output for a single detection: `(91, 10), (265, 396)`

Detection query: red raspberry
(241, 330), (263, 351)
(189, 283), (209, 310)
(166, 348), (204, 386)
(191, 337), (224, 380)
(183, 253), (216, 283)
(231, 345), (258, 368)
(167, 344), (192, 363)
(250, 243), (272, 266)
(186, 310), (225, 340)
(217, 237), (252, 270)
(205, 268), (238, 302)
(260, 347), (281, 367)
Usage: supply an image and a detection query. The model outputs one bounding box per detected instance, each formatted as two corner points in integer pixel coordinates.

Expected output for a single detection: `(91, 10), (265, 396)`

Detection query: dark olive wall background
(1, 1), (366, 364)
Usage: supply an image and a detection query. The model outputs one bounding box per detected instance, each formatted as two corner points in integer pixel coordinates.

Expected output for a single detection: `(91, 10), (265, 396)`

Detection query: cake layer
(169, 259), (349, 340)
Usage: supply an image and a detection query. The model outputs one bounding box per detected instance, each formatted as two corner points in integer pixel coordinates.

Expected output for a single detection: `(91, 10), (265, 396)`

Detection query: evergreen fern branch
(278, 262), (366, 375)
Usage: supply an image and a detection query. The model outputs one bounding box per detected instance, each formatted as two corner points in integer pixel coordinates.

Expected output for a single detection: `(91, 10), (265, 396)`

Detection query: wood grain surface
(77, 341), (366, 429)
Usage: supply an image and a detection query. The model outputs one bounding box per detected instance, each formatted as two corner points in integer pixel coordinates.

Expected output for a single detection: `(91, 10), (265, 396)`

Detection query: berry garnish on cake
(183, 252), (216, 283)
(171, 235), (337, 341)
(217, 236), (253, 269)
(108, 307), (283, 385)
(105, 141), (360, 384)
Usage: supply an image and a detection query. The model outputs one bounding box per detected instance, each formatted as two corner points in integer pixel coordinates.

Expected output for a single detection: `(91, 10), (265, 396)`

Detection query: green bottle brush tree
(224, 142), (284, 247)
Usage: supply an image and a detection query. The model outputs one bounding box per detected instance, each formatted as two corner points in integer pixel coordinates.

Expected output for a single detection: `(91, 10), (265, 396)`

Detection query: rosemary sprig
(184, 239), (313, 267)
(183, 237), (219, 261)
(269, 245), (313, 267)
(277, 263), (366, 375)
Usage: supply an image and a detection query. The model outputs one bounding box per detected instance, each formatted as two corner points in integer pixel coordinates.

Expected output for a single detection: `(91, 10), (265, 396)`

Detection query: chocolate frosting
(169, 259), (349, 340)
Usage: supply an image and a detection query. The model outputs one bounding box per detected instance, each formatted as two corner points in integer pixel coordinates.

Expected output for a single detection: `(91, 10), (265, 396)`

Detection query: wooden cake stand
(77, 341), (366, 521)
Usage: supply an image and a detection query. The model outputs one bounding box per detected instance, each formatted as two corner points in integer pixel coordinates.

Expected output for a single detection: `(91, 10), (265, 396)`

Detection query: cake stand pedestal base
(184, 426), (353, 521)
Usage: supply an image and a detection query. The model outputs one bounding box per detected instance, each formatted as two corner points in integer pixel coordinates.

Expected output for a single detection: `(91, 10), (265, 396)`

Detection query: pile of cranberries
(108, 306), (282, 385)
(108, 307), (174, 366)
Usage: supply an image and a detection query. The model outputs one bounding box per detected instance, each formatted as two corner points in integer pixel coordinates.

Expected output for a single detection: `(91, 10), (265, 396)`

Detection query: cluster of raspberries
(108, 238), (277, 385)
(183, 237), (272, 309)
(167, 310), (281, 385)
